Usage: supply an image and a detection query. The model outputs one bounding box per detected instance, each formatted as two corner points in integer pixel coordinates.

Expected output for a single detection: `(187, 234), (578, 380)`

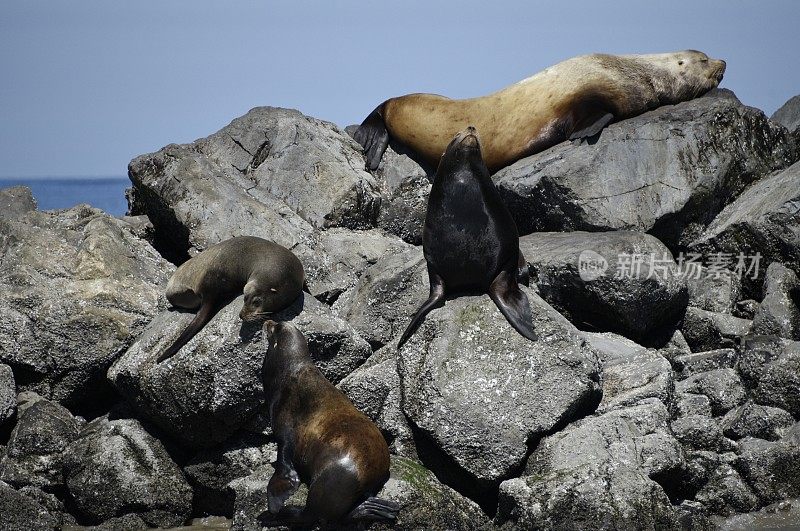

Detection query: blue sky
(1, 1), (798, 178)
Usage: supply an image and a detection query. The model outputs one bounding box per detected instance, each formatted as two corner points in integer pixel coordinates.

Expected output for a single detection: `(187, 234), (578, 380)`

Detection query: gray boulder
(671, 415), (729, 452)
(675, 368), (748, 416)
(0, 394), (80, 489)
(0, 480), (58, 530)
(108, 293), (371, 449)
(681, 307), (752, 352)
(736, 424), (800, 504)
(127, 107), (410, 300)
(721, 401), (795, 441)
(495, 90), (798, 247)
(63, 415), (192, 527)
(675, 348), (737, 379)
(751, 262), (800, 339)
(337, 348), (415, 456)
(771, 94), (800, 134)
(398, 286), (602, 490)
(691, 161), (800, 278)
(0, 363), (15, 426)
(0, 206), (172, 407)
(520, 231), (687, 340)
(183, 433), (276, 516)
(334, 246), (428, 348)
(694, 463), (759, 516)
(737, 336), (800, 417)
(685, 266), (742, 314)
(496, 400), (682, 529)
(0, 186), (36, 220)
(584, 332), (672, 413)
(675, 393), (713, 418)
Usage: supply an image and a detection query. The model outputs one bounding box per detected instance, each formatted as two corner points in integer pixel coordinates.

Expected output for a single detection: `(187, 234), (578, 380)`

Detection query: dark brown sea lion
(355, 50), (726, 173)
(397, 126), (536, 347)
(156, 236), (304, 363)
(259, 320), (399, 526)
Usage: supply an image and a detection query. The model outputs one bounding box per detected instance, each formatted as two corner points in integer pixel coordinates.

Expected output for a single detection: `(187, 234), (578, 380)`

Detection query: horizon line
(0, 175), (128, 180)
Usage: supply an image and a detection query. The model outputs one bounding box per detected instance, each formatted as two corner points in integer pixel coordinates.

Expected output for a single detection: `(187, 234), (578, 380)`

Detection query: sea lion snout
(457, 126), (480, 147)
(712, 59), (726, 81)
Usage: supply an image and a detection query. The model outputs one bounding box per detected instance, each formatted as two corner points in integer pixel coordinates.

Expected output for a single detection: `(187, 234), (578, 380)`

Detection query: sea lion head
(655, 50), (726, 103)
(262, 320), (309, 363)
(436, 126), (490, 178)
(240, 279), (281, 322)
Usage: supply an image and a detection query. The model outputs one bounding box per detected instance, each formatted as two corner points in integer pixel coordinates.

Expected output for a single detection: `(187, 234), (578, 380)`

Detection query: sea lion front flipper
(488, 270), (537, 342)
(354, 104), (390, 171)
(156, 300), (219, 363)
(569, 111), (614, 141)
(397, 266), (446, 348)
(347, 497), (401, 522)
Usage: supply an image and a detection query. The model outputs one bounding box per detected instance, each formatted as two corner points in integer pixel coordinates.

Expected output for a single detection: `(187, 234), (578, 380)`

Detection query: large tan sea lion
(355, 50), (725, 173)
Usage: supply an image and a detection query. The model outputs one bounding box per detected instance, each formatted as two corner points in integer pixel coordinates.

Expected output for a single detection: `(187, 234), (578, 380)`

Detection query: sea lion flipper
(157, 300), (219, 363)
(517, 248), (530, 287)
(347, 497), (401, 522)
(397, 267), (446, 348)
(569, 111), (614, 141)
(488, 271), (537, 342)
(354, 104), (390, 171)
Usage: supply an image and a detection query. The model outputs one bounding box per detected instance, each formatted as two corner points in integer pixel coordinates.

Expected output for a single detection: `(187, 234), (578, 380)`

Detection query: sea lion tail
(157, 301), (218, 363)
(489, 270), (538, 342)
(354, 103), (390, 171)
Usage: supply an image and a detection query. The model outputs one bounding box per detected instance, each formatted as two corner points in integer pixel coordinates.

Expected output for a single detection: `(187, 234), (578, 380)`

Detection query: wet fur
(397, 128), (537, 347)
(356, 51), (726, 172)
(260, 322), (397, 526)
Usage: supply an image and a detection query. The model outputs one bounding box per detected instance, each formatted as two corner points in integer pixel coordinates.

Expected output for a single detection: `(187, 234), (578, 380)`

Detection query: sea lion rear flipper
(347, 497), (400, 522)
(354, 104), (390, 171)
(397, 267), (446, 348)
(569, 112), (614, 141)
(488, 270), (537, 342)
(156, 301), (219, 363)
(517, 249), (530, 287)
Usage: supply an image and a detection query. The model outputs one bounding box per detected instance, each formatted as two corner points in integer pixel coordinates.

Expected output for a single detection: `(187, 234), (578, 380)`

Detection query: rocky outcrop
(520, 231), (687, 340)
(62, 415), (192, 527)
(495, 90), (799, 247)
(108, 293), (370, 448)
(0, 186), (36, 221)
(738, 335), (800, 417)
(398, 287), (601, 494)
(0, 363), (15, 426)
(0, 480), (59, 531)
(751, 263), (800, 339)
(772, 94), (800, 134)
(0, 205), (172, 410)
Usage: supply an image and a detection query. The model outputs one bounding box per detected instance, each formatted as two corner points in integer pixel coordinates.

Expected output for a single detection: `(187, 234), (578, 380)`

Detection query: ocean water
(0, 177), (130, 217)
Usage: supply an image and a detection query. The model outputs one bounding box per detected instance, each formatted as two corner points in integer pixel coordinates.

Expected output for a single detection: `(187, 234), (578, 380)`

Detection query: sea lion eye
(678, 60), (684, 66)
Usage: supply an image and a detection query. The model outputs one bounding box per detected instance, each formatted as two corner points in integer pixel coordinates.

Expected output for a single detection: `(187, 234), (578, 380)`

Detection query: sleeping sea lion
(355, 50), (725, 173)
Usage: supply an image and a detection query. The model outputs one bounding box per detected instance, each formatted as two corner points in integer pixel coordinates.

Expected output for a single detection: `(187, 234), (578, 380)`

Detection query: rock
(72, 513), (150, 530)
(736, 424), (800, 504)
(0, 206), (172, 409)
(675, 368), (748, 416)
(0, 394), (80, 489)
(694, 463), (760, 516)
(671, 415), (728, 451)
(0, 363), (15, 426)
(584, 332), (672, 412)
(685, 266), (742, 314)
(109, 293), (370, 449)
(495, 89), (799, 248)
(735, 299), (760, 320)
(126, 107), (404, 299)
(691, 161), (800, 280)
(751, 263), (800, 339)
(183, 433), (275, 517)
(399, 287), (601, 491)
(63, 415), (192, 527)
(772, 94), (800, 134)
(716, 498), (800, 530)
(0, 480), (58, 530)
(496, 400), (682, 530)
(18, 485), (76, 528)
(675, 393), (713, 418)
(721, 401), (795, 441)
(229, 464), (309, 531)
(738, 336), (800, 417)
(337, 348), (414, 456)
(681, 307), (752, 352)
(334, 246), (428, 348)
(519, 231), (688, 340)
(376, 175), (430, 245)
(675, 348), (737, 379)
(0, 186), (36, 220)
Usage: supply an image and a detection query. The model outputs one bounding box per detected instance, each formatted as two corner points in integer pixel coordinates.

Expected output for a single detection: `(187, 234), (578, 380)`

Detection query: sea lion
(397, 126), (536, 347)
(259, 320), (399, 526)
(355, 50), (726, 173)
(156, 236), (304, 363)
